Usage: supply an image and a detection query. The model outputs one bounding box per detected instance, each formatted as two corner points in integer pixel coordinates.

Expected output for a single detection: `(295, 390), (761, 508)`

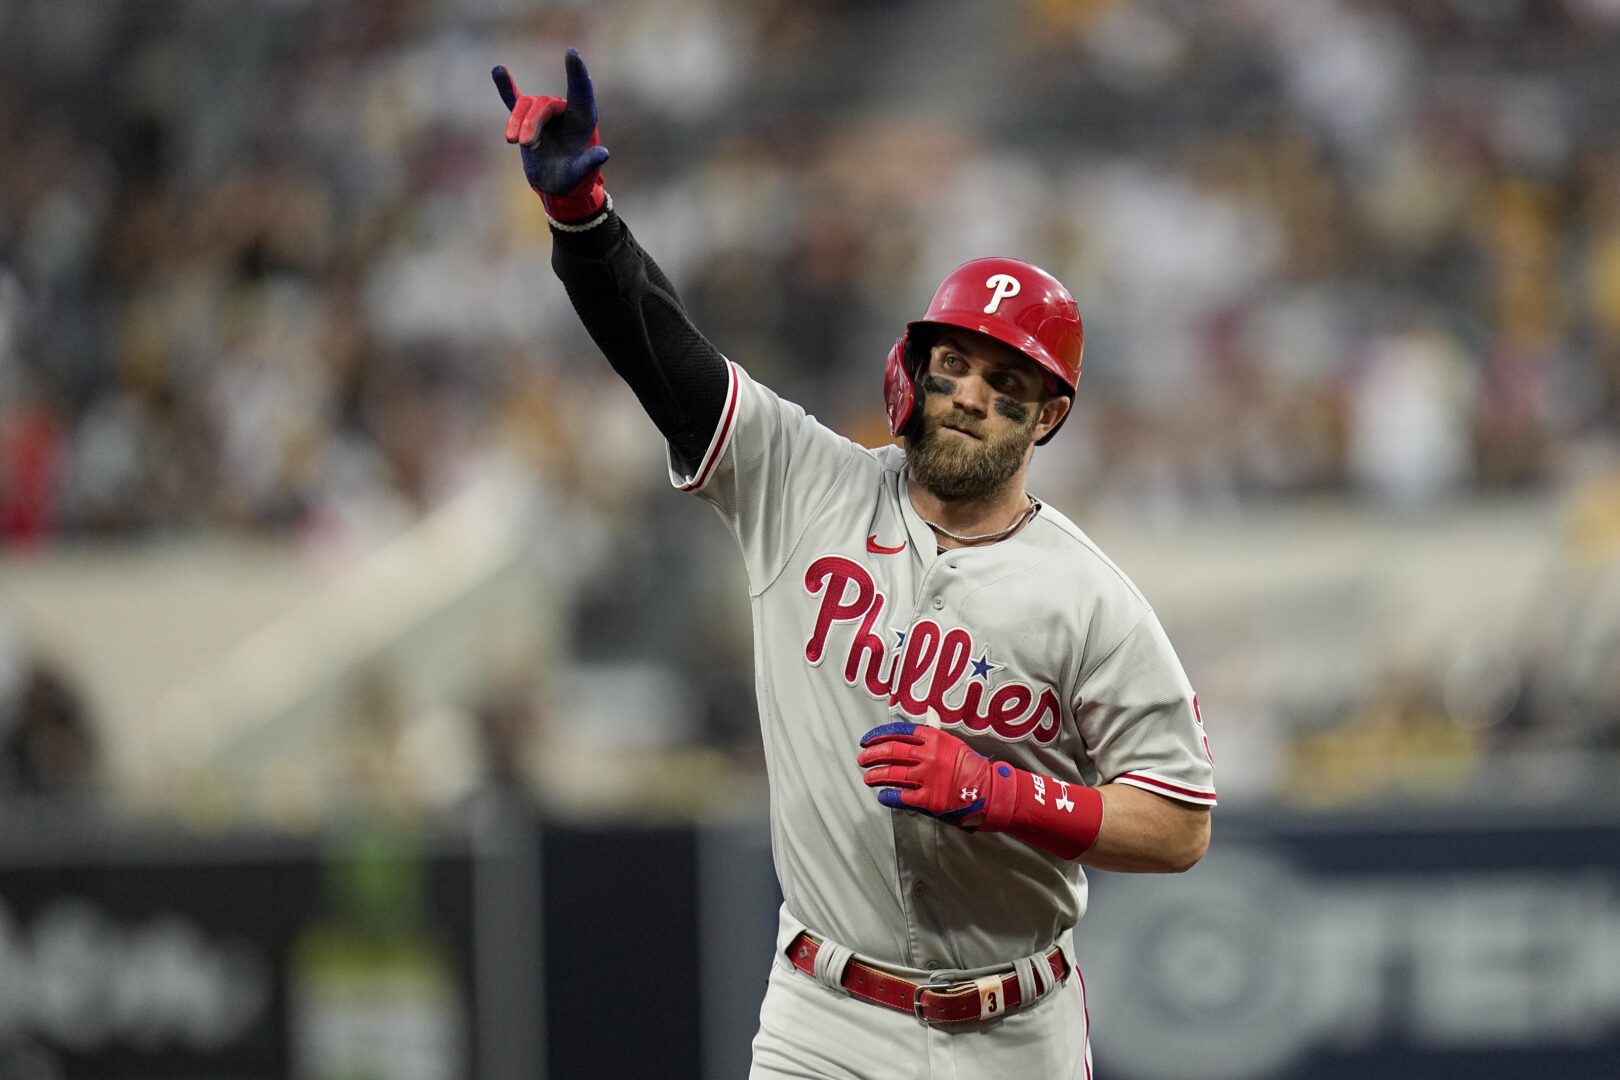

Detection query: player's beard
(904, 400), (1038, 502)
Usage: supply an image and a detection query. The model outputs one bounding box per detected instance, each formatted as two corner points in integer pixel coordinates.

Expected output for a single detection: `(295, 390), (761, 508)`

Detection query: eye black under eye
(994, 397), (1030, 423)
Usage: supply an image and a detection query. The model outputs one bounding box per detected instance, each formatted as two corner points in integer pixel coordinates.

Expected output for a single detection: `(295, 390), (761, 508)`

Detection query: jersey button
(925, 960), (942, 971)
(931, 598), (944, 610)
(913, 880), (928, 896)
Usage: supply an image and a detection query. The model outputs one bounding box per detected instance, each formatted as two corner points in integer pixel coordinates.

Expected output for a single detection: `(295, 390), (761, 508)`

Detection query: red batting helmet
(884, 257), (1084, 445)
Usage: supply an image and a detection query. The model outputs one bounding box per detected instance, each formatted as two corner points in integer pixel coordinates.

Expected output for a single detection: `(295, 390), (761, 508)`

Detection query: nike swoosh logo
(866, 535), (907, 555)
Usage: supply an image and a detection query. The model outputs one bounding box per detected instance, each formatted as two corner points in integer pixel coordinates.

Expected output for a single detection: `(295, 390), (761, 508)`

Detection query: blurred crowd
(1, 0), (1619, 811)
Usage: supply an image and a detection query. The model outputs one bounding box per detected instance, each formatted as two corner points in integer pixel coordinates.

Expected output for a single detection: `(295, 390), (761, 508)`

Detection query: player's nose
(949, 374), (992, 416)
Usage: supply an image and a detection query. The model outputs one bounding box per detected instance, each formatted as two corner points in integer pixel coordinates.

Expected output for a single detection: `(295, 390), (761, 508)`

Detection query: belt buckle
(911, 979), (931, 1022)
(912, 974), (964, 1024)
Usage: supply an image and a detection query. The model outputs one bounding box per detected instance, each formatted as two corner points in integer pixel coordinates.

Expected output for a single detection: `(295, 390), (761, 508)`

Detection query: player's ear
(1033, 394), (1070, 443)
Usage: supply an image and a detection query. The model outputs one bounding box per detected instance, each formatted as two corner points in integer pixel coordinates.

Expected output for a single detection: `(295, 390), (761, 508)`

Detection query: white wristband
(546, 192), (613, 232)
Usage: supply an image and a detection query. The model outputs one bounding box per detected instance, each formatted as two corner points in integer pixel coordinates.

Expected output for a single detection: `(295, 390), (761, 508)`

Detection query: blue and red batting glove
(857, 721), (1104, 860)
(492, 48), (610, 223)
(857, 721), (1001, 825)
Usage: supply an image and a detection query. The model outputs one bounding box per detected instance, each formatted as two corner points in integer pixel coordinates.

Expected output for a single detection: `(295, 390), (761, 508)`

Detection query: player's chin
(907, 423), (1031, 500)
(909, 453), (997, 500)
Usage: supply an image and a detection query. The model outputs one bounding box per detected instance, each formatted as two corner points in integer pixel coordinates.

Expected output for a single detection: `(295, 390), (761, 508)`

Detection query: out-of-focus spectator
(0, 660), (98, 799)
(0, 382), (65, 545)
(1347, 323), (1477, 506)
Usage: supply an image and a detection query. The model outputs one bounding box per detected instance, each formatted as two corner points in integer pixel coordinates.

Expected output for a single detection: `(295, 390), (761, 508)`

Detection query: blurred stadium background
(2, 0), (1619, 1076)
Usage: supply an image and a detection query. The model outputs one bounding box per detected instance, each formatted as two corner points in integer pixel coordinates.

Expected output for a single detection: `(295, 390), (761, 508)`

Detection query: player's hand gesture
(491, 48), (610, 221)
(858, 722), (1005, 827)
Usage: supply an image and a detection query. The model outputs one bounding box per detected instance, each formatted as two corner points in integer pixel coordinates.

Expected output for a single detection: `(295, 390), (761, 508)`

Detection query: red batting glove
(857, 722), (1104, 860)
(857, 722), (1002, 825)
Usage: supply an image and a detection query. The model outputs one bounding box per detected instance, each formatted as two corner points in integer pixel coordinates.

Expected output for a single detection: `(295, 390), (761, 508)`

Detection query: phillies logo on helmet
(982, 273), (1021, 314)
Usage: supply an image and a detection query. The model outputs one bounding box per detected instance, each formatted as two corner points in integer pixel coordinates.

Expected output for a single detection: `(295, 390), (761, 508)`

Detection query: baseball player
(494, 50), (1216, 1079)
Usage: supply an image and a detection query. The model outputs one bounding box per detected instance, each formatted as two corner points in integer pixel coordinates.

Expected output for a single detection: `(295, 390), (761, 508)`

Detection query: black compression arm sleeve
(548, 211), (730, 469)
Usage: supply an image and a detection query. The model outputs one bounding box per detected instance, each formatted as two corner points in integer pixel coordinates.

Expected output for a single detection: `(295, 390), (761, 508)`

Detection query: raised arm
(492, 49), (729, 470)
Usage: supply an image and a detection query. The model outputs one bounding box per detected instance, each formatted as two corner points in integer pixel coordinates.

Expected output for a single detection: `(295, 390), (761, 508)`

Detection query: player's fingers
(492, 65), (519, 112)
(563, 47), (595, 115)
(505, 96), (535, 143)
(580, 145), (610, 173)
(856, 745), (920, 770)
(861, 766), (920, 789)
(859, 721), (923, 747)
(513, 97), (544, 144)
(876, 788), (920, 811)
(520, 97), (565, 147)
(911, 724), (962, 749)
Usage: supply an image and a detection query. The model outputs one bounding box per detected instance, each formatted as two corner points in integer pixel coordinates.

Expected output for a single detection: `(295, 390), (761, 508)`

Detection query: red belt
(787, 931), (1068, 1025)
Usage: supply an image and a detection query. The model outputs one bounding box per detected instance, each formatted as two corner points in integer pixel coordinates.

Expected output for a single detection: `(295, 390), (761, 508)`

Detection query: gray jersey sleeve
(1073, 612), (1217, 806)
(667, 362), (870, 593)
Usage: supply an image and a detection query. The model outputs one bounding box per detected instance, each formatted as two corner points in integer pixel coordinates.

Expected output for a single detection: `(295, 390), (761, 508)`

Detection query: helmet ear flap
(883, 333), (916, 438)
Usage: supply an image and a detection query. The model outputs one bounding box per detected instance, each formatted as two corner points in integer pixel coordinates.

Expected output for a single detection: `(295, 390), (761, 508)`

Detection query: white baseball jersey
(671, 362), (1216, 972)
